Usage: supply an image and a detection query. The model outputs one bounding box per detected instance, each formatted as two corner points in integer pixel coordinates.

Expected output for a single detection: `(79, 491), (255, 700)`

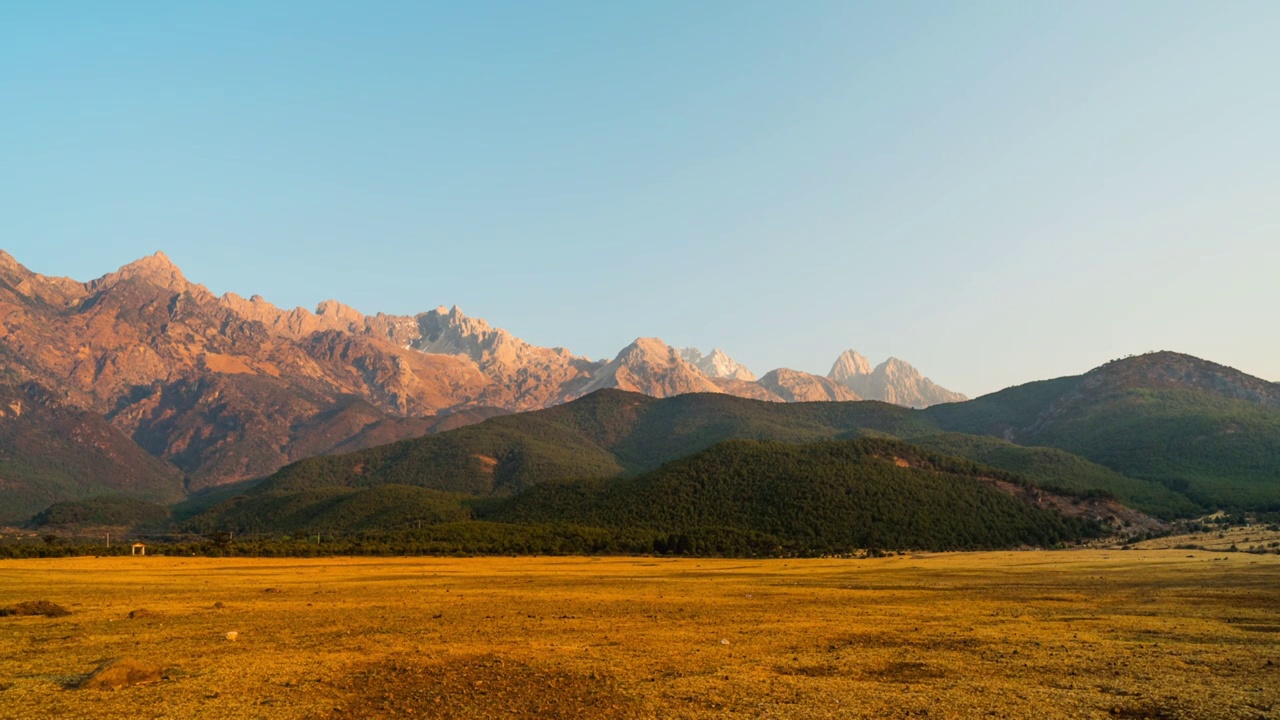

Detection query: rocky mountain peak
(877, 357), (918, 378)
(679, 347), (757, 382)
(623, 337), (678, 358)
(96, 251), (192, 293)
(827, 352), (965, 408)
(580, 338), (723, 398)
(315, 299), (366, 327)
(414, 305), (503, 360)
(828, 350), (873, 382)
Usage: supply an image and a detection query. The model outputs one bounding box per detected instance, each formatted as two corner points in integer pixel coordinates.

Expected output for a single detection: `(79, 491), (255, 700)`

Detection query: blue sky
(3, 1), (1278, 396)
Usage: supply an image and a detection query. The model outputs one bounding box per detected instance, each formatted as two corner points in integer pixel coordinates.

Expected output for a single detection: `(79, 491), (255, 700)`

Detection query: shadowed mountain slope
(254, 390), (938, 497)
(0, 382), (184, 524)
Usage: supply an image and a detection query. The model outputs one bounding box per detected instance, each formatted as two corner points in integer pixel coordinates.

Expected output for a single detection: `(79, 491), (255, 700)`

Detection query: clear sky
(3, 2), (1278, 396)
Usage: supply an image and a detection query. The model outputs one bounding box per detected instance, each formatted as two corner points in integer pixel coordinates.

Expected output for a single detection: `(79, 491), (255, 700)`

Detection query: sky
(2, 1), (1278, 396)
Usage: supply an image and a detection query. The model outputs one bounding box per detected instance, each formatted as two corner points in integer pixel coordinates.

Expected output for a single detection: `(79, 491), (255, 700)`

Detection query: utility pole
(106, 532), (110, 548)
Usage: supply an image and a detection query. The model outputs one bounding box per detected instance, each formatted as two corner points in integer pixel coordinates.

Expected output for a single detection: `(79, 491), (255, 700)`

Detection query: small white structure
(131, 542), (146, 556)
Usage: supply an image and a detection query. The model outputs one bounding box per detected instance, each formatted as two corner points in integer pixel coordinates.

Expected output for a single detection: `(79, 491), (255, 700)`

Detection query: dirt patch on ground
(866, 661), (944, 683)
(0, 600), (71, 618)
(773, 662), (840, 677)
(1238, 625), (1280, 633)
(76, 658), (163, 690)
(1106, 700), (1184, 719)
(321, 655), (641, 719)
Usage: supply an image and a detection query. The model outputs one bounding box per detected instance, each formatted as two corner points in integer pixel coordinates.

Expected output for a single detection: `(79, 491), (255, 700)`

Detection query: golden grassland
(1130, 524), (1280, 553)
(1, 549), (1278, 719)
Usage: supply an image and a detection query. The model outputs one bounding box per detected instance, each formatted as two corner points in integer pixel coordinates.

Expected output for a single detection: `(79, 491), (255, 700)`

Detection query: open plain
(1, 550), (1278, 719)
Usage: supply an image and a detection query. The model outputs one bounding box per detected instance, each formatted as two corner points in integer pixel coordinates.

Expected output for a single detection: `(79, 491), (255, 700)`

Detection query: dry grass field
(1, 550), (1278, 719)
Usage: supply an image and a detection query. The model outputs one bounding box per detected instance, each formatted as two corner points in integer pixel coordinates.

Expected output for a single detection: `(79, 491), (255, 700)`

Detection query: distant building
(131, 542), (146, 556)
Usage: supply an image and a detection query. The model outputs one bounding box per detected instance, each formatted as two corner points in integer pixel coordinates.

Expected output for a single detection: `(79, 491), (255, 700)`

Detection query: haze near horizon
(3, 2), (1277, 395)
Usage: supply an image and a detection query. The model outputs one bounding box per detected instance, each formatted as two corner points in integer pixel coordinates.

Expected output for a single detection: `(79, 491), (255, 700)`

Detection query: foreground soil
(0, 550), (1277, 719)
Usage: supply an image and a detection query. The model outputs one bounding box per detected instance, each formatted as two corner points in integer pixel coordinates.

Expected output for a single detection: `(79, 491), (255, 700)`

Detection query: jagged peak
(829, 349), (872, 380)
(678, 347), (705, 363)
(419, 304), (497, 336)
(219, 291), (288, 313)
(680, 346), (757, 381)
(95, 251), (192, 293)
(314, 299), (366, 328)
(426, 304), (466, 317)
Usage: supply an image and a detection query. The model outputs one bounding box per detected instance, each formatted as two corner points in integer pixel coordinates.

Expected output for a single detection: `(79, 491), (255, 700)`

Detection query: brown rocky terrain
(0, 250), (492, 490)
(758, 368), (861, 402)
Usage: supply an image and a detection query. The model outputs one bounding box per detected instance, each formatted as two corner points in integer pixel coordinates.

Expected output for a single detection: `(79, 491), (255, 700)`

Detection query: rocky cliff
(828, 350), (966, 408)
(678, 347), (757, 381)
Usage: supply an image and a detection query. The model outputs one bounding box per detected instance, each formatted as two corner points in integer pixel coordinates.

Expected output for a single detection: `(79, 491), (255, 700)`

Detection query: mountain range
(0, 249), (962, 512)
(2, 249), (1277, 542)
(170, 343), (1277, 549)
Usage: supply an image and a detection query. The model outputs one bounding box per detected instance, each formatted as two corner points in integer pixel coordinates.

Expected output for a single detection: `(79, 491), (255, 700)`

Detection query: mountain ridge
(17, 249), (1258, 524)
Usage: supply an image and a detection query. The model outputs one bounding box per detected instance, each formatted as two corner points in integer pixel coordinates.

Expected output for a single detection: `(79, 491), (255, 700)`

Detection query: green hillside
(909, 433), (1200, 518)
(190, 437), (1103, 552)
(263, 412), (625, 496)
(926, 354), (1280, 511)
(187, 485), (471, 535)
(1014, 389), (1280, 510)
(487, 438), (1101, 553)
(258, 390), (939, 497)
(28, 495), (171, 529)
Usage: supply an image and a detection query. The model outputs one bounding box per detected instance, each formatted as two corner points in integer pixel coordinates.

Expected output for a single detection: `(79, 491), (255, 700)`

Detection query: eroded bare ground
(0, 551), (1277, 719)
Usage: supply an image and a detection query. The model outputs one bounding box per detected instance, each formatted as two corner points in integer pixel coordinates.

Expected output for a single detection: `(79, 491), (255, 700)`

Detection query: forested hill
(257, 389), (935, 496)
(190, 437), (1109, 553)
(473, 437), (1108, 552)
